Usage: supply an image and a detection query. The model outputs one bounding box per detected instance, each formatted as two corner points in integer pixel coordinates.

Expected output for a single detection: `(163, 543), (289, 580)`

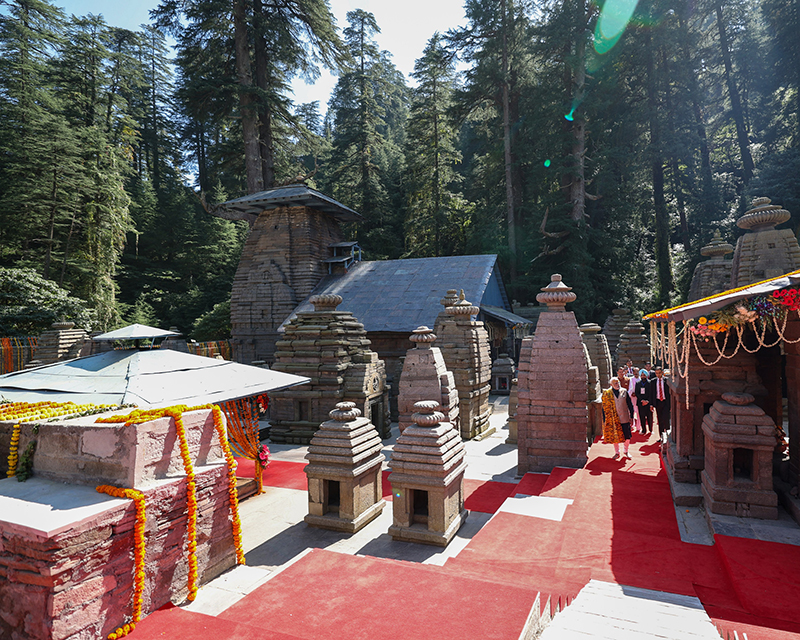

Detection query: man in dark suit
(651, 366), (671, 442)
(634, 369), (653, 435)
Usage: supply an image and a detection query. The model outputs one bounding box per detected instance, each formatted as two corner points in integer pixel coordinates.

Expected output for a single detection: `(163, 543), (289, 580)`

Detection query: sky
(55, 0), (469, 109)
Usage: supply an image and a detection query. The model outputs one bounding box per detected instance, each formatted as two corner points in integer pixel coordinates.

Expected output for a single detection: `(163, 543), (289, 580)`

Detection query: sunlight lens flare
(594, 0), (640, 55)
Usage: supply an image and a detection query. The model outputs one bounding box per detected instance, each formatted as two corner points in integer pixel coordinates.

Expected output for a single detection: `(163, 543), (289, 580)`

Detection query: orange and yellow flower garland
(208, 404), (246, 564)
(6, 423), (20, 477)
(96, 404), (246, 592)
(96, 485), (147, 640)
(0, 400), (113, 424)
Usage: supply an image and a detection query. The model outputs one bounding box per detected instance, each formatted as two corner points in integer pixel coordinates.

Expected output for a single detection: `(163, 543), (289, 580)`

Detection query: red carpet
(131, 604), (305, 639)
(515, 472), (548, 496)
(166, 434), (800, 640)
(463, 478), (517, 513)
(235, 458), (308, 491)
(219, 549), (541, 640)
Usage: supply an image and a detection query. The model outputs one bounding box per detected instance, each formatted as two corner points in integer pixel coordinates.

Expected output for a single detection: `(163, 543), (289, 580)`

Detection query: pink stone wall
(0, 464), (236, 640)
(0, 408), (237, 640)
(16, 410), (225, 488)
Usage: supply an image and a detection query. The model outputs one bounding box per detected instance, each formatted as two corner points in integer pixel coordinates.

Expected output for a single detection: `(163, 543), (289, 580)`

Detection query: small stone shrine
(601, 308), (633, 364)
(491, 353), (515, 395)
(304, 402), (385, 533)
(701, 392), (779, 519)
(516, 274), (588, 473)
(730, 197), (800, 287)
(580, 323), (613, 388)
(388, 401), (468, 547)
(397, 326), (459, 434)
(615, 320), (651, 369)
(270, 294), (390, 444)
(27, 321), (90, 367)
(688, 230), (734, 302)
(433, 290), (492, 439)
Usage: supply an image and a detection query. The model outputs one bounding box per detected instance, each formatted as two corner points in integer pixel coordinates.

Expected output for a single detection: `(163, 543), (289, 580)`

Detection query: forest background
(0, 0), (798, 340)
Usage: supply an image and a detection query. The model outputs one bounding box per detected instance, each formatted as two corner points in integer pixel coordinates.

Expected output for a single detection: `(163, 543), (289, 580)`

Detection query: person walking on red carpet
(602, 377), (634, 459)
(651, 366), (671, 443)
(635, 369), (653, 435)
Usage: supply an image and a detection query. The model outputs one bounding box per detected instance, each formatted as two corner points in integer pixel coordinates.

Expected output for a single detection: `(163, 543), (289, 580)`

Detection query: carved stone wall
(517, 275), (588, 473)
(270, 295), (390, 444)
(230, 206), (344, 365)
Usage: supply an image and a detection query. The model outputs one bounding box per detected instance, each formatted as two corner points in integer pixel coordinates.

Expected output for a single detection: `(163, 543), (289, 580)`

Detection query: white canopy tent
(0, 348), (309, 407)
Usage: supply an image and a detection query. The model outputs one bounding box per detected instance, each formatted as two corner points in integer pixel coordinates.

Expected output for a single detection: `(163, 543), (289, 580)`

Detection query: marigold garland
(96, 485), (146, 640)
(96, 404), (246, 582)
(6, 423), (20, 477)
(643, 268), (800, 321)
(0, 400), (113, 424)
(207, 404), (246, 565)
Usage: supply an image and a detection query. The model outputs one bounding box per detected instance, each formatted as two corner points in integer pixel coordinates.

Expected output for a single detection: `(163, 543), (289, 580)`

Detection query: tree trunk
(677, 10), (716, 224)
(233, 0), (264, 194)
(661, 49), (690, 253)
(253, 0), (275, 189)
(714, 1), (754, 185)
(43, 166), (58, 280)
(645, 32), (673, 306)
(569, 1), (586, 224)
(501, 0), (517, 279)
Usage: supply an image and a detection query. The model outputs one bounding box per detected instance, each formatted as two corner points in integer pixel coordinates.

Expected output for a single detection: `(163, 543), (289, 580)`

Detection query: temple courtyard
(125, 398), (800, 640)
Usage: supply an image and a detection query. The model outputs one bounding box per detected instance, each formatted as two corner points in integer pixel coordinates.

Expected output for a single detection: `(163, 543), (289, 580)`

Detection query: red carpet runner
(130, 434), (800, 639)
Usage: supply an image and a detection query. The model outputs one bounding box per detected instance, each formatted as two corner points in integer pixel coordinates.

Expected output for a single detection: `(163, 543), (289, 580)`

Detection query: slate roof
(216, 184), (363, 222)
(282, 255), (502, 333)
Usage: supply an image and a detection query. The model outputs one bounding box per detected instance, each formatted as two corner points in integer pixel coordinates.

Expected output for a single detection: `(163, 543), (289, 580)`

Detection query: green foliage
(322, 10), (408, 259)
(192, 298), (232, 341)
(0, 268), (95, 335)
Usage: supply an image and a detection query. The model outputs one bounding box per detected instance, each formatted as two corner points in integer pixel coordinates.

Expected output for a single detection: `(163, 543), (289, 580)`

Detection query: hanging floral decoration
(6, 423), (20, 477)
(209, 404), (246, 565)
(646, 284), (800, 410)
(96, 485), (147, 640)
(222, 397), (268, 494)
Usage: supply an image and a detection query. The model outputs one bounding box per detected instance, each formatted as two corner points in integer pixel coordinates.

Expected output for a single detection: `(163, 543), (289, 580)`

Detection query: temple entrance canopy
(644, 269), (800, 519)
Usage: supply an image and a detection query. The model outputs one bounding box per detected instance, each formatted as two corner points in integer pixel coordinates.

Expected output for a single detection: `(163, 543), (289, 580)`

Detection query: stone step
(539, 579), (722, 640)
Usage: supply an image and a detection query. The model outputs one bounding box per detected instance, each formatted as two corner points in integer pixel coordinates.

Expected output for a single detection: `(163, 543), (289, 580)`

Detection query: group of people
(601, 360), (671, 460)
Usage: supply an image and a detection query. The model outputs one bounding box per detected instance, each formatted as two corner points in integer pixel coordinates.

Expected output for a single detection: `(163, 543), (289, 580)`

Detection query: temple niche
(304, 402), (386, 533)
(433, 290), (492, 440)
(688, 230), (734, 302)
(516, 274), (588, 473)
(396, 326), (459, 434)
(270, 294), (390, 444)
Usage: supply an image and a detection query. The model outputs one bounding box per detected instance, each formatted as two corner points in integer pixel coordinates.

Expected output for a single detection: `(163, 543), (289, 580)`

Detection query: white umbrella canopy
(92, 324), (180, 341)
(0, 349), (309, 407)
